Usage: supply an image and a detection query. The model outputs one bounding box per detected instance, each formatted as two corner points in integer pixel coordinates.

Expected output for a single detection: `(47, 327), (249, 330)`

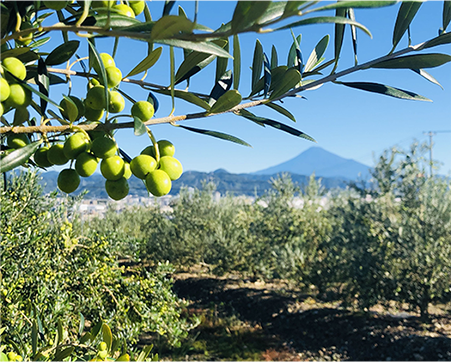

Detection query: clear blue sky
(13, 1), (451, 175)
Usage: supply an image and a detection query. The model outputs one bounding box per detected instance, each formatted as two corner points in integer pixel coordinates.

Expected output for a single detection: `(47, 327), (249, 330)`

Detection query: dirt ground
(152, 272), (451, 361)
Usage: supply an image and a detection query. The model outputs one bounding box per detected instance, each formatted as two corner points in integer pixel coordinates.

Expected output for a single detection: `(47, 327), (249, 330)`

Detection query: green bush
(1, 171), (196, 360)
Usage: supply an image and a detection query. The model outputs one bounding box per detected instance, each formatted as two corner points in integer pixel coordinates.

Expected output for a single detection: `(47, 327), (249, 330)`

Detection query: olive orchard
(1, 1), (451, 199)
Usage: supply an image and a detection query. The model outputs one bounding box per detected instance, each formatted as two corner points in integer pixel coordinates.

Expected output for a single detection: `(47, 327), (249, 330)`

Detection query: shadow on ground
(163, 275), (451, 361)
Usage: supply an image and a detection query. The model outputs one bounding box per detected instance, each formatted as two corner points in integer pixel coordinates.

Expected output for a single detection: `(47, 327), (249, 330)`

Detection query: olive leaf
(252, 39), (263, 91)
(231, 1), (271, 33)
(304, 34), (329, 73)
(336, 81), (431, 102)
(178, 125), (251, 147)
(151, 15), (195, 40)
(371, 53), (451, 69)
(125, 47), (162, 78)
(208, 70), (233, 106)
(0, 140), (43, 173)
(392, 1), (423, 51)
(233, 35), (241, 90)
(269, 68), (301, 100)
(264, 102), (296, 122)
(133, 116), (147, 136)
(102, 323), (113, 352)
(45, 40), (80, 66)
(210, 89), (242, 114)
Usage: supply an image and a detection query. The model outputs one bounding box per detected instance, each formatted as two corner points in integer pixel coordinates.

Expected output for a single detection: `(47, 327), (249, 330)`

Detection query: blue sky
(10, 1), (451, 175)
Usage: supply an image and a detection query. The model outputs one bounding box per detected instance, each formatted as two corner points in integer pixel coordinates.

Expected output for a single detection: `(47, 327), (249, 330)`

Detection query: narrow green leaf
(283, 1), (306, 16)
(271, 45), (278, 69)
(85, 13), (142, 28)
(444, 1), (451, 31)
(27, 70), (64, 86)
(175, 53), (214, 84)
(421, 32), (451, 49)
(252, 39), (263, 91)
(336, 81), (432, 101)
(62, 95), (78, 123)
(137, 345), (154, 362)
(411, 69), (443, 89)
(147, 91), (160, 113)
(208, 70), (233, 105)
(233, 35), (241, 90)
(257, 1), (287, 26)
(305, 35), (329, 73)
(269, 68), (301, 100)
(57, 319), (64, 345)
(0, 140), (42, 173)
(80, 332), (91, 345)
(174, 38), (228, 84)
(237, 111), (316, 142)
(179, 125), (251, 147)
(231, 1), (271, 33)
(210, 89), (242, 114)
(88, 40), (109, 112)
(54, 347), (75, 361)
(30, 36), (51, 49)
(102, 323), (113, 352)
(78, 313), (85, 337)
(90, 321), (103, 342)
(32, 321), (38, 356)
(115, 20), (154, 33)
(170, 46), (175, 113)
(125, 47), (162, 78)
(348, 8), (358, 65)
(287, 33), (301, 69)
(0, 352), (8, 362)
(263, 53), (271, 97)
(45, 40), (80, 66)
(0, 47), (33, 61)
(151, 15), (195, 40)
(119, 148), (133, 163)
(134, 116), (147, 136)
(265, 102), (296, 122)
(157, 39), (232, 58)
(371, 53), (451, 69)
(334, 8), (348, 71)
(36, 57), (49, 114)
(216, 41), (229, 83)
(163, 1), (175, 16)
(249, 65), (287, 98)
(153, 89), (211, 111)
(235, 109), (266, 127)
(275, 16), (372, 37)
(311, 1), (396, 12)
(392, 1), (423, 50)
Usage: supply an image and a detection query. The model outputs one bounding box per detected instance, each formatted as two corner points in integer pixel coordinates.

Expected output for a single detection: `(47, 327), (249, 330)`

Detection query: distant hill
(253, 147), (372, 179)
(38, 147), (371, 198)
(39, 169), (350, 199)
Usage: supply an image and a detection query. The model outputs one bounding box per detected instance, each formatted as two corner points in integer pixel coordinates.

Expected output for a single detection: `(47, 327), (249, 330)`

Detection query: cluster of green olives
(1, 50), (180, 200)
(0, 57), (31, 122)
(131, 139), (183, 197)
(30, 129), (181, 200)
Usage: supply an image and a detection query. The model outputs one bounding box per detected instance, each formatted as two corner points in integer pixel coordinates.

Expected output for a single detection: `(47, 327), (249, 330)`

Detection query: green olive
(4, 83), (31, 108)
(129, 1), (145, 16)
(145, 169), (172, 197)
(34, 146), (53, 167)
(91, 136), (117, 159)
(7, 133), (30, 149)
(75, 152), (98, 177)
(101, 155), (125, 180)
(130, 154), (157, 179)
(108, 91), (125, 113)
(105, 177), (129, 200)
(2, 57), (27, 80)
(47, 143), (69, 165)
(0, 77), (10, 102)
(85, 85), (108, 110)
(105, 66), (122, 88)
(57, 168), (80, 194)
(63, 132), (90, 159)
(131, 100), (154, 121)
(158, 156), (183, 180)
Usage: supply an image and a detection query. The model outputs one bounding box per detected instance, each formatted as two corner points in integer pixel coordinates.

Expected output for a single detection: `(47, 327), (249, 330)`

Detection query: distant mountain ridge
(39, 170), (350, 199)
(253, 147), (371, 179)
(38, 147), (370, 198)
